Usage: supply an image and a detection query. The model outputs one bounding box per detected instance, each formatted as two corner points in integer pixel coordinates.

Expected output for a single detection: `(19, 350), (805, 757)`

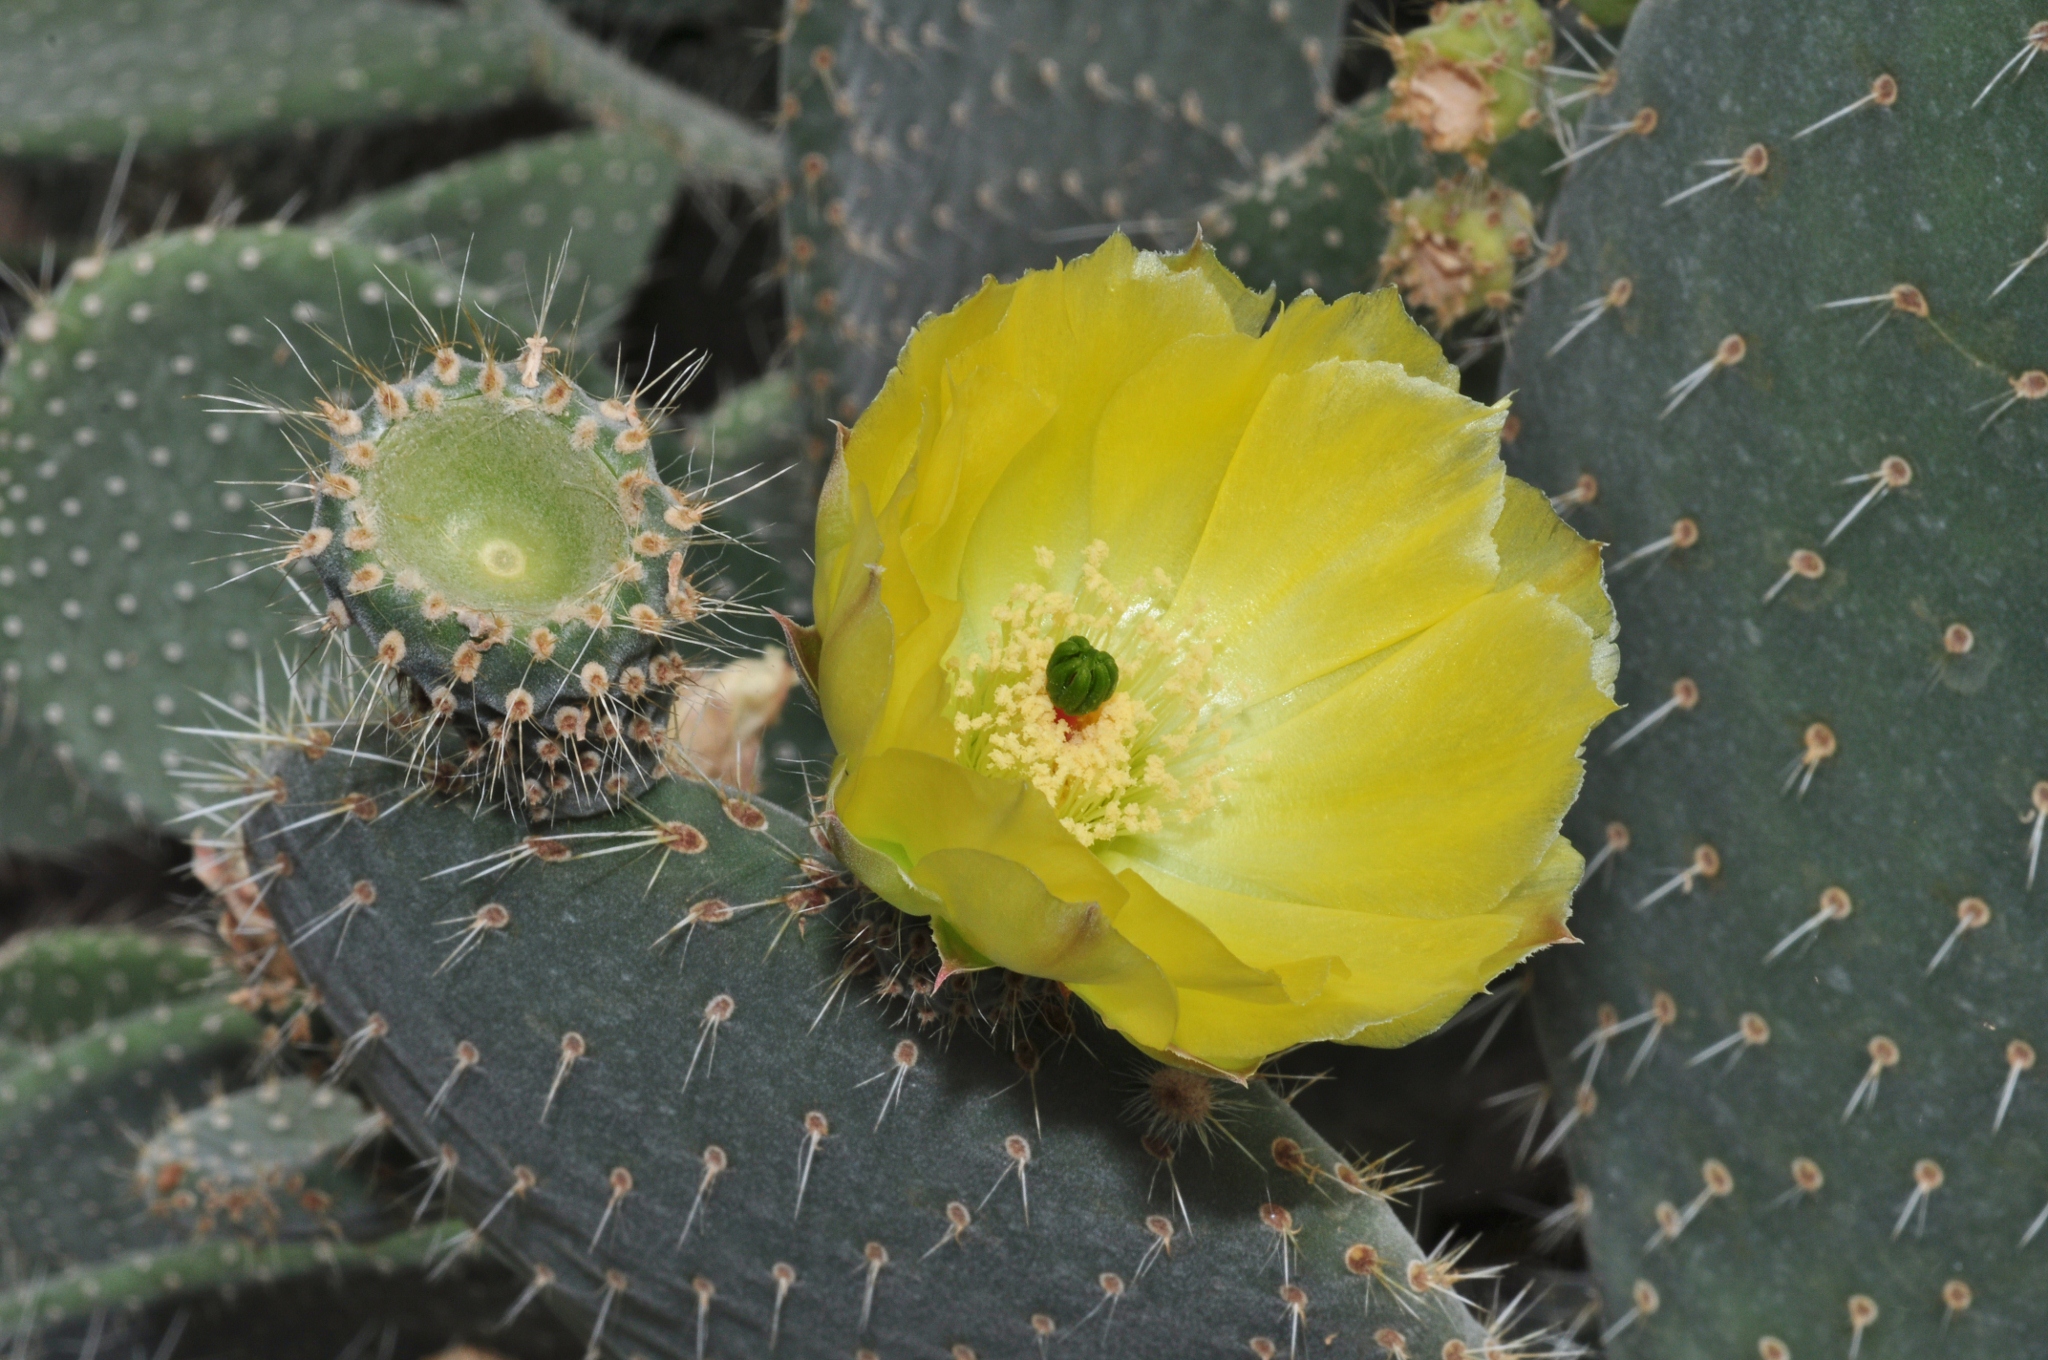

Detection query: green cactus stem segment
(360, 403), (628, 619)
(1046, 635), (1119, 717)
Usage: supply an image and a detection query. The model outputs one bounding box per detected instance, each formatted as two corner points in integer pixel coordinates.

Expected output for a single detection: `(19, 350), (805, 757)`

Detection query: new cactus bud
(308, 350), (717, 819)
(1380, 175), (1538, 325)
(1386, 0), (1555, 160)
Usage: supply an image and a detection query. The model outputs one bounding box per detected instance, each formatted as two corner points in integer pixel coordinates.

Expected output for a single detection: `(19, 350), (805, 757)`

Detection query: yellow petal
(1083, 288), (1473, 597)
(1344, 834), (1583, 1048)
(836, 275), (1020, 552)
(813, 432), (855, 613)
(1083, 331), (1316, 595)
(813, 493), (896, 764)
(1161, 235), (1276, 335)
(941, 237), (1258, 622)
(1170, 359), (1507, 707)
(1259, 287), (1461, 391)
(1491, 476), (1619, 688)
(1110, 868), (1293, 1004)
(816, 232), (1618, 1075)
(887, 361), (1055, 602)
(911, 848), (1178, 1050)
(1124, 864), (1519, 1061)
(833, 748), (1181, 1048)
(1145, 585), (1615, 915)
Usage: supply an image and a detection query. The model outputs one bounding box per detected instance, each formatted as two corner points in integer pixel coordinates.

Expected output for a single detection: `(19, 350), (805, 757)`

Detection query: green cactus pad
(136, 1074), (396, 1242)
(0, 927), (220, 1046)
(243, 722), (1490, 1359)
(1501, 1), (2048, 1354)
(0, 225), (457, 825)
(669, 371), (801, 490)
(547, 0), (755, 24)
(0, 0), (530, 161)
(668, 371), (834, 811)
(308, 352), (720, 819)
(0, 724), (138, 851)
(0, 927), (525, 1341)
(779, 0), (1348, 437)
(333, 125), (688, 335)
(496, 0), (780, 190)
(0, 992), (261, 1273)
(0, 1222), (459, 1332)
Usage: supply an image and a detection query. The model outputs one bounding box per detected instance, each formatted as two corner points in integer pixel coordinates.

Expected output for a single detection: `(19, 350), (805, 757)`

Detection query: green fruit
(308, 349), (714, 819)
(1388, 0), (1555, 161)
(1381, 174), (1538, 325)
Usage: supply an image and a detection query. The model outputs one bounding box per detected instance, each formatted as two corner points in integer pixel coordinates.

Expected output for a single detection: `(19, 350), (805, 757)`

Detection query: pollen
(945, 542), (1232, 845)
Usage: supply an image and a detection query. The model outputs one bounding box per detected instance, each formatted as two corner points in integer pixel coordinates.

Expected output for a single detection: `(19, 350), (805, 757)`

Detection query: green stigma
(1046, 635), (1119, 717)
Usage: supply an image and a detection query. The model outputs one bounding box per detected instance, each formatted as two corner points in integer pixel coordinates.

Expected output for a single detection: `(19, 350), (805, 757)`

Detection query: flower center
(945, 542), (1234, 847)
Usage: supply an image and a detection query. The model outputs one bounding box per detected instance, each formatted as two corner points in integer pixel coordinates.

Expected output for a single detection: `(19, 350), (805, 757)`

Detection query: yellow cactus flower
(811, 234), (1616, 1077)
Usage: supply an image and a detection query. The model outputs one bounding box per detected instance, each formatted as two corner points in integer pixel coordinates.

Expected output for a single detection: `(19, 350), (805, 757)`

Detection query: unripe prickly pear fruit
(1379, 175), (1537, 325)
(1387, 0), (1554, 159)
(305, 342), (714, 819)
